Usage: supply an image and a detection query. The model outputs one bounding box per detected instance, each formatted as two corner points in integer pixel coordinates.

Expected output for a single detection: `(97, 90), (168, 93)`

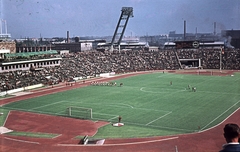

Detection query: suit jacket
(219, 143), (240, 152)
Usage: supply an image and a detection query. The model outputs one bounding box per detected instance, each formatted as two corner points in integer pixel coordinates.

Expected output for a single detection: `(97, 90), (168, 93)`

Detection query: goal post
(67, 106), (92, 119)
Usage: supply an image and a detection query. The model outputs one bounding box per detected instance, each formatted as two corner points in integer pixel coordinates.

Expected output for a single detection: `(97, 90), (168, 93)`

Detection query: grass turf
(6, 131), (59, 138)
(2, 72), (240, 138)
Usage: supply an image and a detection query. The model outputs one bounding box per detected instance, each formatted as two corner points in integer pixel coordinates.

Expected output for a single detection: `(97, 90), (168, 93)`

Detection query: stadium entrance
(179, 59), (201, 69)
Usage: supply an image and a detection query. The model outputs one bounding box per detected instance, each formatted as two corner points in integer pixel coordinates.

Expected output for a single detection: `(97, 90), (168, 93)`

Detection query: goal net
(67, 106), (92, 119)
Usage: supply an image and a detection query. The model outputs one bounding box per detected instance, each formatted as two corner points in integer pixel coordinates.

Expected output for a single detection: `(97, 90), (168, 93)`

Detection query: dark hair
(223, 123), (240, 140)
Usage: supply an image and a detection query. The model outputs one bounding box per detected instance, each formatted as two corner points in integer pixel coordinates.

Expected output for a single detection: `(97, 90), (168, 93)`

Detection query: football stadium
(0, 51), (240, 151)
(1, 2), (240, 152)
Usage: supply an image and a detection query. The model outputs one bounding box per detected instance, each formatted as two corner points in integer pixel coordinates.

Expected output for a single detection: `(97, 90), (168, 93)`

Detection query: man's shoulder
(219, 144), (240, 152)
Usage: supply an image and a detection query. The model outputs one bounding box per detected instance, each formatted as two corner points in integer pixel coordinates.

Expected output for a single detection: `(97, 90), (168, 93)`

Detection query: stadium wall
(0, 84), (44, 97)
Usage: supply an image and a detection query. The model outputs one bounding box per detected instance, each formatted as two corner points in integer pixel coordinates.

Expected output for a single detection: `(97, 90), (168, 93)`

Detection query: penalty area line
(108, 115), (119, 121)
(146, 111), (172, 126)
(31, 100), (67, 110)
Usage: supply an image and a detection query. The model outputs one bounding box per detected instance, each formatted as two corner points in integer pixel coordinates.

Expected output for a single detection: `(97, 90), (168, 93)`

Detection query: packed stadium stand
(0, 48), (240, 92)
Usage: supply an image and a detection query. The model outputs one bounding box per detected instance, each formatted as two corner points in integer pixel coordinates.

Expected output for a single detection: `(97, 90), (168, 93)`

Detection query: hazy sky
(1, 0), (240, 38)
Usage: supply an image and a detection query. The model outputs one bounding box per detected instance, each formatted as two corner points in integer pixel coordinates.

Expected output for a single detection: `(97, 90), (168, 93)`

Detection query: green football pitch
(2, 72), (240, 138)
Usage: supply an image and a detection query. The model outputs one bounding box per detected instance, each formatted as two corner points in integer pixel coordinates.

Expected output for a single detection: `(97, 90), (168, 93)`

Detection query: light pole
(220, 46), (223, 71)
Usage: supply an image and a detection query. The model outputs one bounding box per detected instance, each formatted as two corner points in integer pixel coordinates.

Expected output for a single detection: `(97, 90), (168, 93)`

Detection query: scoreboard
(175, 41), (199, 49)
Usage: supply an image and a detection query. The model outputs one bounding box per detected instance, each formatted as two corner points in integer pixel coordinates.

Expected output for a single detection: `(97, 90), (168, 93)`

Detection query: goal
(67, 106), (92, 119)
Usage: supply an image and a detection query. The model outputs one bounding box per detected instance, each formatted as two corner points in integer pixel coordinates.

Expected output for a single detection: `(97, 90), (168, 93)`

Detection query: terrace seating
(0, 49), (240, 92)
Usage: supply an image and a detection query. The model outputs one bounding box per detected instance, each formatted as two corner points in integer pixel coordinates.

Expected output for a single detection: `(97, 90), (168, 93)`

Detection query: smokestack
(0, 20), (2, 34)
(214, 22), (216, 35)
(67, 31), (70, 43)
(195, 27), (198, 38)
(183, 20), (186, 40)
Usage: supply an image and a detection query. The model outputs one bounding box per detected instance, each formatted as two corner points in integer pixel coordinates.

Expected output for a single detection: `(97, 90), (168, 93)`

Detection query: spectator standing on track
(219, 123), (240, 152)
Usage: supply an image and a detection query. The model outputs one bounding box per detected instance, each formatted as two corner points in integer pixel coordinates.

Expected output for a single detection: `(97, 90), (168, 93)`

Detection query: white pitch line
(133, 107), (171, 113)
(31, 100), (67, 110)
(124, 121), (194, 132)
(108, 115), (119, 121)
(116, 103), (134, 108)
(106, 103), (134, 109)
(57, 136), (179, 146)
(93, 112), (117, 117)
(146, 111), (172, 126)
(201, 100), (240, 130)
(3, 111), (10, 127)
(197, 107), (240, 134)
(4, 137), (40, 144)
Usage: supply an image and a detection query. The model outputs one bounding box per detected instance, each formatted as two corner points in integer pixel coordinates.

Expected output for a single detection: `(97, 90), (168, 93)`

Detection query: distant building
(54, 43), (81, 52)
(0, 50), (61, 73)
(0, 41), (16, 60)
(168, 31), (220, 41)
(53, 39), (106, 52)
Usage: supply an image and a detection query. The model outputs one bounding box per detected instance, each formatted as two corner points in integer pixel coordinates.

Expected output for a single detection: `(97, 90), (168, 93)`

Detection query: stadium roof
(4, 50), (58, 58)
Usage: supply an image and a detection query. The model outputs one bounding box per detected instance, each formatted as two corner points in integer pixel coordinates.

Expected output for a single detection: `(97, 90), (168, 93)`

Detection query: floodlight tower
(110, 7), (133, 51)
(0, 19), (10, 39)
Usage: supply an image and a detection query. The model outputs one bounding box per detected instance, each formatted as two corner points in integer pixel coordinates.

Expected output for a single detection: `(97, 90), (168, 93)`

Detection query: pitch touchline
(201, 100), (240, 130)
(146, 111), (172, 126)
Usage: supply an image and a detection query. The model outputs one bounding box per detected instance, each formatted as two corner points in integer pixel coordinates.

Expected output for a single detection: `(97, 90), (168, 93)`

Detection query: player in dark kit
(118, 116), (122, 123)
(192, 87), (196, 92)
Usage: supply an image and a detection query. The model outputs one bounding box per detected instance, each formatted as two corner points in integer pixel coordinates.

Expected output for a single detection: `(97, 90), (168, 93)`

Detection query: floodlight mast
(110, 7), (133, 51)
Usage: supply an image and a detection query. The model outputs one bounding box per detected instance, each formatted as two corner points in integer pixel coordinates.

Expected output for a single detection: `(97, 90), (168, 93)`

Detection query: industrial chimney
(67, 31), (70, 43)
(214, 22), (216, 35)
(183, 20), (186, 40)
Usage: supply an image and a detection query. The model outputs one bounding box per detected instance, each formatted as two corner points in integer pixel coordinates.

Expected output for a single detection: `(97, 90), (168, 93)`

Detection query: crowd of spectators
(176, 48), (240, 69)
(0, 48), (240, 92)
